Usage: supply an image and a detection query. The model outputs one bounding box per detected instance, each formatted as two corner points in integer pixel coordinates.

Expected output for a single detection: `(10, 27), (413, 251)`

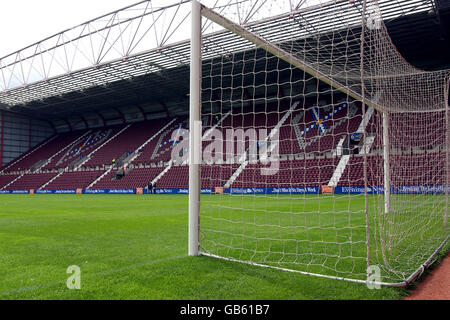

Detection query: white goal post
(189, 0), (449, 286)
(188, 0), (202, 257)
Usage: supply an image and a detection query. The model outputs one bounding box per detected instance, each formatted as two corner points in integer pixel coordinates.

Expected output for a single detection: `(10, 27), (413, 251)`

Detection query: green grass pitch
(0, 194), (431, 300)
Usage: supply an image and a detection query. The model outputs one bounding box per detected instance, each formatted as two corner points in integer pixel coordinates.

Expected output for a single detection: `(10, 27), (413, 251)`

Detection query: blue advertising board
(35, 189), (77, 194)
(83, 189), (136, 194)
(225, 187), (320, 195)
(334, 185), (447, 194)
(0, 186), (446, 195)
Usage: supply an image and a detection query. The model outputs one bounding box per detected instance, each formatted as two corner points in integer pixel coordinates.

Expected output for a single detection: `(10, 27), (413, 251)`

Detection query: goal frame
(188, 0), (449, 287)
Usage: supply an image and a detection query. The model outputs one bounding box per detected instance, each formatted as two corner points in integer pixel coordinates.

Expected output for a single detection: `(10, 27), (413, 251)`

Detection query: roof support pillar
(80, 116), (89, 129)
(64, 119), (73, 132)
(98, 113), (106, 127)
(136, 105), (147, 120)
(212, 91), (223, 114)
(115, 108), (126, 124)
(28, 118), (32, 151)
(243, 88), (253, 109)
(159, 100), (170, 118)
(47, 120), (57, 135)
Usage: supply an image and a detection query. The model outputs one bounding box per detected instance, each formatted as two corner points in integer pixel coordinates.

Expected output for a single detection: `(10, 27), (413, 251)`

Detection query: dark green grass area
(0, 194), (419, 300)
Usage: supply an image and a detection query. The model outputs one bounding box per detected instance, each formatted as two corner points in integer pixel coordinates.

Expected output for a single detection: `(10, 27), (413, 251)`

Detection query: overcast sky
(0, 0), (326, 59)
(0, 0), (141, 58)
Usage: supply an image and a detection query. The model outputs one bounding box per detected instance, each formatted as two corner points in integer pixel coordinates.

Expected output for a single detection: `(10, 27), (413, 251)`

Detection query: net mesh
(197, 0), (449, 284)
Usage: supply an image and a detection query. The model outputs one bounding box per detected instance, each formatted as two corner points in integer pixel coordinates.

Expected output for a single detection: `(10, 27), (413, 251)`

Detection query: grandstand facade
(0, 98), (446, 195)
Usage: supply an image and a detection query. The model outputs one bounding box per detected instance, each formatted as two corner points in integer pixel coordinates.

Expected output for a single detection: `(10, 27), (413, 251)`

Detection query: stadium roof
(0, 0), (449, 126)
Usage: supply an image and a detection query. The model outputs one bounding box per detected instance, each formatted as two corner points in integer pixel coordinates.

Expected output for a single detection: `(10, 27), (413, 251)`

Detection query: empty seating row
(232, 158), (340, 188)
(91, 167), (164, 189)
(337, 152), (446, 187)
(4, 172), (59, 190)
(43, 170), (105, 190)
(0, 174), (20, 189)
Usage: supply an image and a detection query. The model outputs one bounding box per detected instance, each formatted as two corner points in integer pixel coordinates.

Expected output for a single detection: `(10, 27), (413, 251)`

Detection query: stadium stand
(337, 151), (446, 187)
(42, 129), (115, 170)
(3, 99), (444, 192)
(0, 100), (368, 191)
(0, 174), (20, 189)
(91, 167), (164, 189)
(133, 118), (188, 165)
(43, 170), (106, 190)
(1, 132), (81, 172)
(83, 119), (171, 167)
(4, 172), (59, 190)
(154, 164), (241, 189)
(278, 102), (362, 155)
(231, 158), (340, 188)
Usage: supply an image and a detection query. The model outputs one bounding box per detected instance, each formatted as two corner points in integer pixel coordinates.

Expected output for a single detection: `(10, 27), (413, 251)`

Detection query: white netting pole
(382, 111), (392, 251)
(360, 0), (371, 280)
(382, 112), (390, 215)
(445, 78), (449, 229)
(189, 0), (202, 257)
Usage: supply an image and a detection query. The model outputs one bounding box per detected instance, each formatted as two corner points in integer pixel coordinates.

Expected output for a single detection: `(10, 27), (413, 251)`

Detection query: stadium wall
(49, 106), (165, 134)
(0, 111), (54, 166)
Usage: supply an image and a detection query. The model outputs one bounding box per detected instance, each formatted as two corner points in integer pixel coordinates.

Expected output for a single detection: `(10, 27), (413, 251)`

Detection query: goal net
(190, 0), (449, 286)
